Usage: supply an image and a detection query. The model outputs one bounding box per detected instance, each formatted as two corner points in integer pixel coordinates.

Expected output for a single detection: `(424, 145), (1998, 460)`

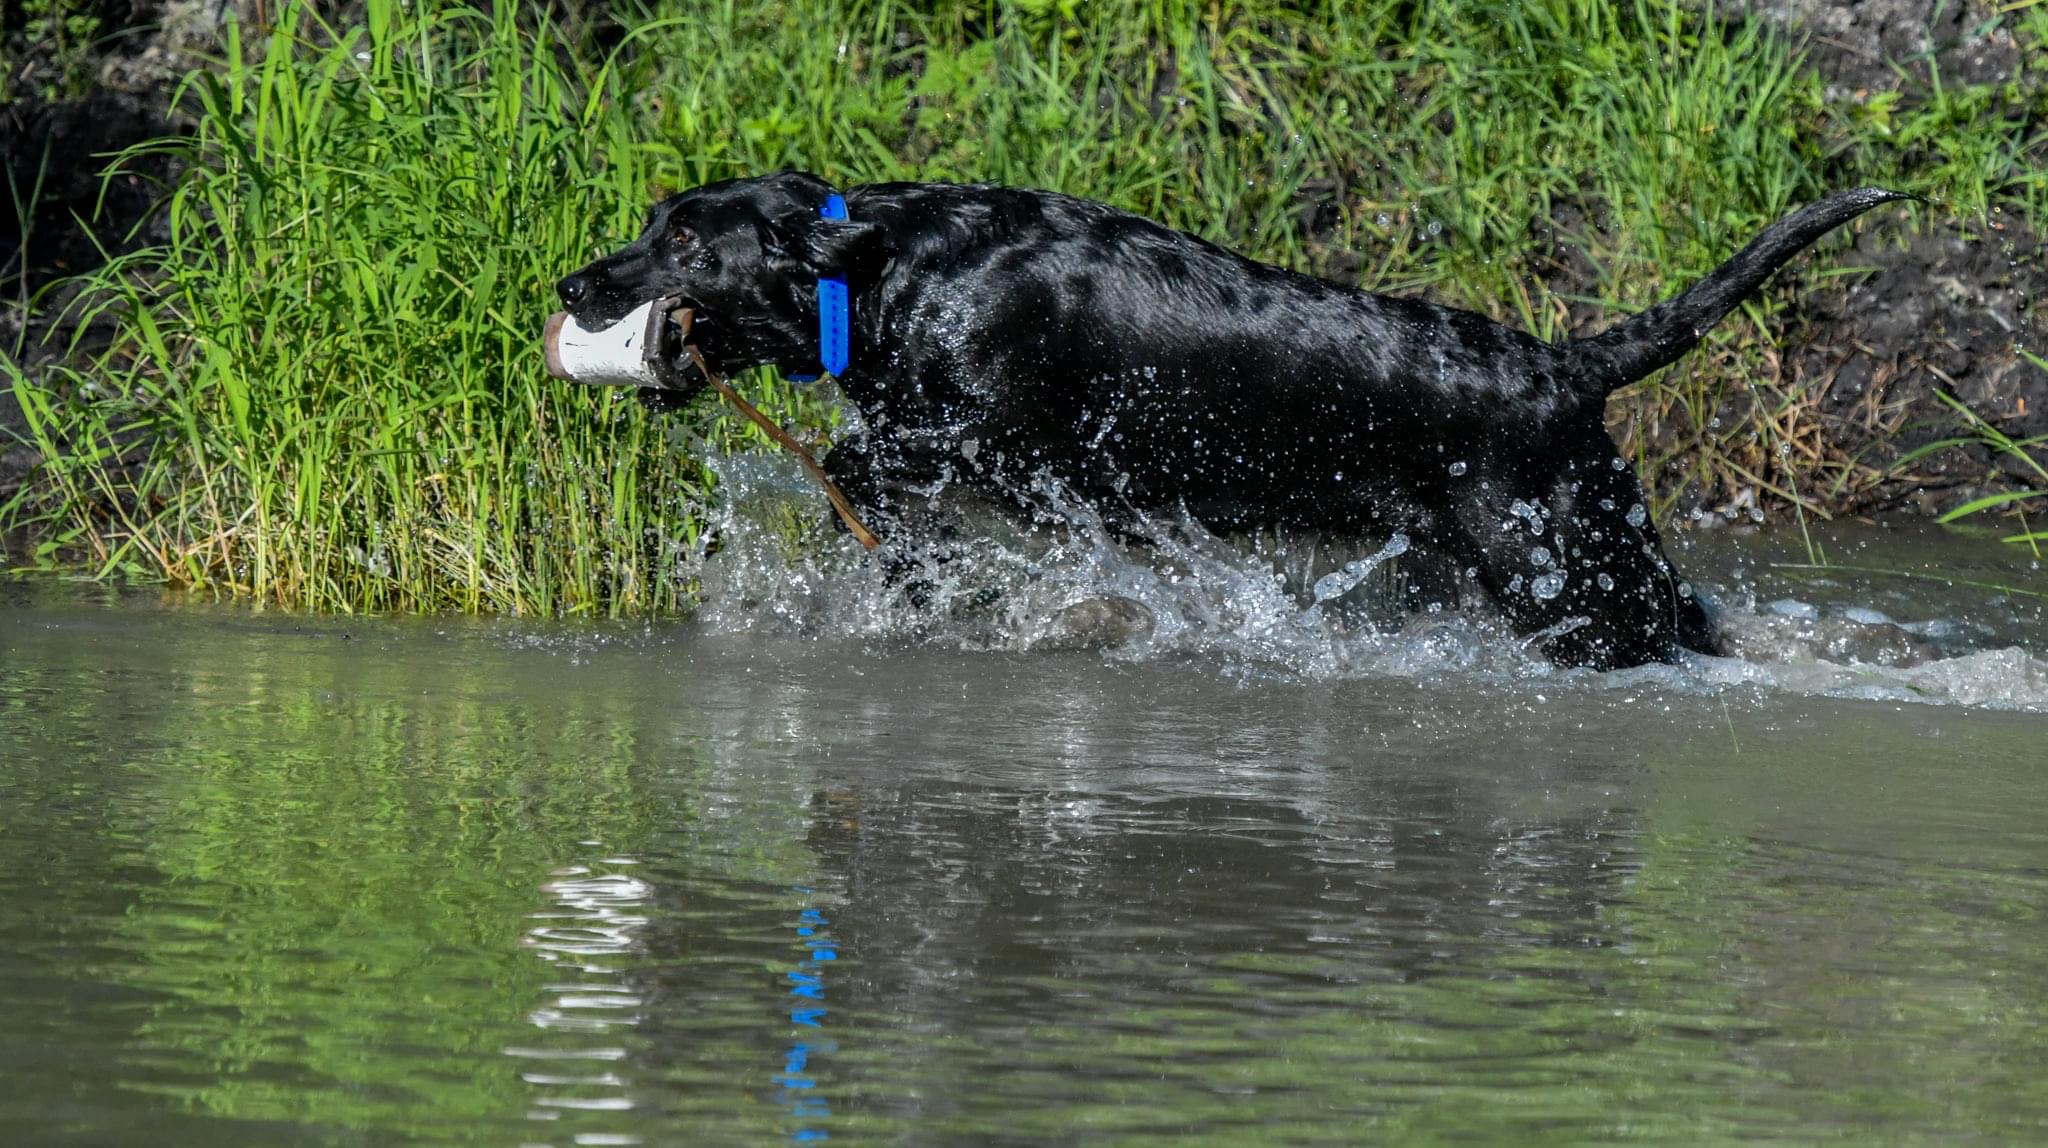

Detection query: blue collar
(787, 193), (850, 382)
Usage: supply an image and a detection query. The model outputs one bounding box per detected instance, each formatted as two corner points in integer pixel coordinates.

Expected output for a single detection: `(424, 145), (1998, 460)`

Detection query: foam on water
(684, 449), (2048, 710)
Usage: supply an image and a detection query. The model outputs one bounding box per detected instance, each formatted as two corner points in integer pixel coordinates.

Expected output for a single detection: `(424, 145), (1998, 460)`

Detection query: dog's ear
(798, 216), (883, 276)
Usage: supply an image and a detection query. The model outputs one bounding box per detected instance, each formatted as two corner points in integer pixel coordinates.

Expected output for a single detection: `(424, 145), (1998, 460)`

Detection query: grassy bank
(4, 0), (2046, 613)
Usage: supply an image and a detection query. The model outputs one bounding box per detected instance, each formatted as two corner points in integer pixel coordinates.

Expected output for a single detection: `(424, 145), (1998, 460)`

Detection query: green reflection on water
(4, 591), (2048, 1144)
(0, 602), (710, 1142)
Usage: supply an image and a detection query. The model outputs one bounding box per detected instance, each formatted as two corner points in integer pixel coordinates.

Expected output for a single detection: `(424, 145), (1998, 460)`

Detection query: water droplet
(1626, 503), (1647, 528)
(1530, 546), (1553, 568)
(1308, 533), (1409, 604)
(1596, 573), (1615, 591)
(1530, 572), (1567, 600)
(1448, 460), (1467, 476)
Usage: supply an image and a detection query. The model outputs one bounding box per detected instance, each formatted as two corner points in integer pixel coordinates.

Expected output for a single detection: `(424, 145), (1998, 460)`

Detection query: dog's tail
(1565, 187), (1913, 400)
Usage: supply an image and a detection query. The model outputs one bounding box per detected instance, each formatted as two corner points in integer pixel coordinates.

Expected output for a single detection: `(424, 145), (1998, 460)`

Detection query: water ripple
(512, 857), (650, 1146)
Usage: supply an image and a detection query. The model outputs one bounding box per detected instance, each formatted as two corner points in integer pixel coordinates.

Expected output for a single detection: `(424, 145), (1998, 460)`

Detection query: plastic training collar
(787, 193), (850, 382)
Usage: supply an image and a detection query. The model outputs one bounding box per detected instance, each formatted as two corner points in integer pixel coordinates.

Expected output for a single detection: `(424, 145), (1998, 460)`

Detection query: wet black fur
(557, 172), (1908, 668)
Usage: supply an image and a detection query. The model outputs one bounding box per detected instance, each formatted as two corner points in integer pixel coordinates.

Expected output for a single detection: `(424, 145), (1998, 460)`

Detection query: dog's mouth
(646, 295), (692, 351)
(639, 295), (709, 396)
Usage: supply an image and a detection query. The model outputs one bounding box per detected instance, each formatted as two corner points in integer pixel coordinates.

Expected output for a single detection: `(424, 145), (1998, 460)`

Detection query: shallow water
(3, 520), (2047, 1145)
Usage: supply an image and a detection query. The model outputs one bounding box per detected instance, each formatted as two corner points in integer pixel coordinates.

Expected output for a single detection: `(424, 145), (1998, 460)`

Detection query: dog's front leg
(820, 435), (896, 534)
(822, 435), (976, 607)
(820, 436), (923, 593)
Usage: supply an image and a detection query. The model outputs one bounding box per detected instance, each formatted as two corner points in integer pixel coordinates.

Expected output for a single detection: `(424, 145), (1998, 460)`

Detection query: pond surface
(3, 523), (2047, 1145)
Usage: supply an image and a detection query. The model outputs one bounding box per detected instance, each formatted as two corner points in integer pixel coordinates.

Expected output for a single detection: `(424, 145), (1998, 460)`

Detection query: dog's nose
(557, 273), (589, 308)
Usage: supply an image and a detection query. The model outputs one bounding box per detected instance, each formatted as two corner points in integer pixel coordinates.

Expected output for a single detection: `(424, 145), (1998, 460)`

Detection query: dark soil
(2, 0), (219, 538)
(1795, 216), (2047, 515)
(3, 88), (181, 293)
(1, 81), (183, 541)
(1728, 0), (2033, 95)
(2, 0), (214, 294)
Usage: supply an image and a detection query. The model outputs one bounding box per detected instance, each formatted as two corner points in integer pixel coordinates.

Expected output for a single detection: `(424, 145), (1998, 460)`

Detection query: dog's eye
(671, 228), (696, 249)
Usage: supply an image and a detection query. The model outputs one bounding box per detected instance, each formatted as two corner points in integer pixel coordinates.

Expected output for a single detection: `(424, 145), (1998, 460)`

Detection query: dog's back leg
(1443, 443), (1713, 668)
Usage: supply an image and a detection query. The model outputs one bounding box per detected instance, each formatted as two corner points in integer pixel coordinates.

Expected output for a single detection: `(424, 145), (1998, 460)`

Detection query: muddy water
(2, 521), (2046, 1144)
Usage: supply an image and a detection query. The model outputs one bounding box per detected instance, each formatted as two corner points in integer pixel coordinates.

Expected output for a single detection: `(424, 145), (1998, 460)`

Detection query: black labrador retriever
(556, 172), (1907, 668)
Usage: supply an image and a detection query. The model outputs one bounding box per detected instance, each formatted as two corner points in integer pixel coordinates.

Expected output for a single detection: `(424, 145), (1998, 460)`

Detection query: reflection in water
(515, 851), (651, 1145)
(2, 581), (2047, 1144)
(776, 889), (837, 1141)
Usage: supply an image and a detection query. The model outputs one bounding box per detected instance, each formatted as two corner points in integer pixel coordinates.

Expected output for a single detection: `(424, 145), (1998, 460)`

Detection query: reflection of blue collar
(788, 193), (849, 383)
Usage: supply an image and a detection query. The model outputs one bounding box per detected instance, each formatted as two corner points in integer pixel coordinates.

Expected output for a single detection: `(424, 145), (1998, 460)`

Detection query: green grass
(4, 0), (2045, 611)
(7, 0), (765, 612)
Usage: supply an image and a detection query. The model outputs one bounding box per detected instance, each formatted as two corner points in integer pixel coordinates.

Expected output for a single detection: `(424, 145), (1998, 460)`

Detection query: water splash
(682, 449), (2048, 709)
(691, 452), (1474, 678)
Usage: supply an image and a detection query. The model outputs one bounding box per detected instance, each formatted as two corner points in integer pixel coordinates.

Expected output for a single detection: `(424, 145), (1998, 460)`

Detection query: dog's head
(556, 170), (881, 390)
